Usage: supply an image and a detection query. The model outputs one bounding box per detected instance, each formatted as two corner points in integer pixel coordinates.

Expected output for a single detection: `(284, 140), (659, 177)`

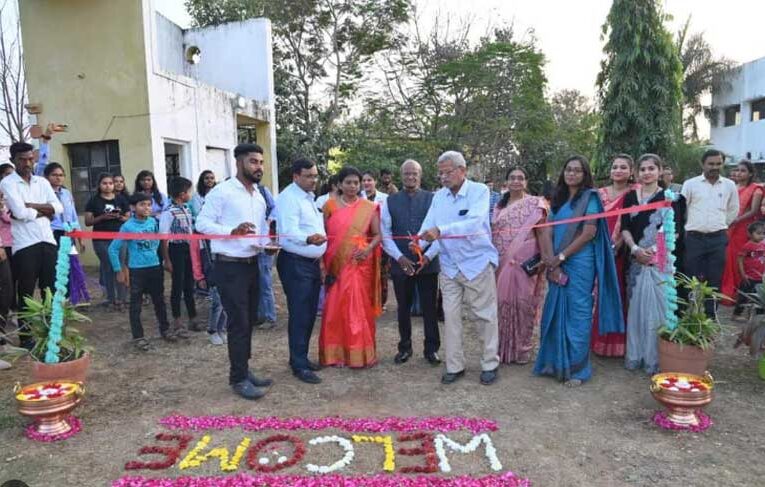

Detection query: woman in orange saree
(592, 154), (636, 357)
(319, 166), (383, 368)
(721, 160), (763, 308)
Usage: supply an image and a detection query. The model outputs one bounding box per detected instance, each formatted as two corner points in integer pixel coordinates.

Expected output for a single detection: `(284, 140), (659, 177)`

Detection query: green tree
(676, 17), (735, 141)
(595, 0), (683, 175)
(185, 0), (411, 185)
(547, 90), (600, 177)
(346, 25), (553, 191)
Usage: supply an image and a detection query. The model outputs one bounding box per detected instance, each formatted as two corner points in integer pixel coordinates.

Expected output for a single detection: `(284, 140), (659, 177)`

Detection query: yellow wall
(20, 0), (152, 265)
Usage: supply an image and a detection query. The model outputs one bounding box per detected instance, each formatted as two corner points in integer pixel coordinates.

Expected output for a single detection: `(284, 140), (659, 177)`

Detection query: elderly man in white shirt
(275, 158), (328, 385)
(417, 151), (500, 386)
(681, 148), (739, 317)
(196, 143), (274, 400)
(0, 142), (62, 349)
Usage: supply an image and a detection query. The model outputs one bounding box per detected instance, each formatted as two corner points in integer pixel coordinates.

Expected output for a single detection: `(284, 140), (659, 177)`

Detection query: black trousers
(277, 251), (321, 372)
(12, 242), (57, 347)
(214, 259), (260, 384)
(4, 246), (14, 310)
(129, 266), (170, 339)
(169, 243), (197, 319)
(683, 231), (727, 317)
(392, 272), (440, 355)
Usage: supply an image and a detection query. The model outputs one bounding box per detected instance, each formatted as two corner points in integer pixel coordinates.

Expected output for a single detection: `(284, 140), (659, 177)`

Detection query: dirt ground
(0, 270), (763, 487)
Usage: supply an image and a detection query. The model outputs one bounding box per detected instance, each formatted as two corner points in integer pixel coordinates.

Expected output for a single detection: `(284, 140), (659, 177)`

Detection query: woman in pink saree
(592, 154), (636, 357)
(319, 166), (382, 368)
(492, 167), (548, 364)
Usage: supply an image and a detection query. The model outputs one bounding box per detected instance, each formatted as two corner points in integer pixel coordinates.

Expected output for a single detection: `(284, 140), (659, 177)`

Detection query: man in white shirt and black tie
(196, 144), (274, 400)
(681, 148), (739, 317)
(275, 158), (327, 384)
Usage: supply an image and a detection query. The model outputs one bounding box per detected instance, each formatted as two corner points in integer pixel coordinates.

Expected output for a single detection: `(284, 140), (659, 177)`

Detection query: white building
(709, 56), (765, 164)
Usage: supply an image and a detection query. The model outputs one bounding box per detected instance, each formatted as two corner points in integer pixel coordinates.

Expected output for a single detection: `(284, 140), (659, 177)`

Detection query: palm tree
(676, 16), (735, 141)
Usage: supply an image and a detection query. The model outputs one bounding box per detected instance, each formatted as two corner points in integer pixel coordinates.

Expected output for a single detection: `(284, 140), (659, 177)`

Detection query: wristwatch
(558, 253), (566, 262)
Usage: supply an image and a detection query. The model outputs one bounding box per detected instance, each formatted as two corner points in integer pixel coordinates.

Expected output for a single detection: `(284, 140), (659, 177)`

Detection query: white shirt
(275, 182), (327, 259)
(381, 196), (439, 262)
(315, 193), (332, 212)
(681, 175), (739, 233)
(418, 179), (498, 280)
(361, 190), (388, 204)
(195, 177), (267, 258)
(0, 171), (63, 253)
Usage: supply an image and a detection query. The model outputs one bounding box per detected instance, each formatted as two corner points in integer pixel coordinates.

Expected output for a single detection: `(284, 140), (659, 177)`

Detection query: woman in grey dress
(620, 154), (686, 374)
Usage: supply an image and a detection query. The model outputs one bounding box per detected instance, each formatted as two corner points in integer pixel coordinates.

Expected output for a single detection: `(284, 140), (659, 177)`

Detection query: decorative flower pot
(14, 381), (84, 435)
(650, 372), (714, 426)
(31, 352), (91, 384)
(658, 339), (712, 376)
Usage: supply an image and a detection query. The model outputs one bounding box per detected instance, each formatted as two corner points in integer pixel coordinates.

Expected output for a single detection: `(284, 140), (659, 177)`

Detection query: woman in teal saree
(534, 155), (625, 386)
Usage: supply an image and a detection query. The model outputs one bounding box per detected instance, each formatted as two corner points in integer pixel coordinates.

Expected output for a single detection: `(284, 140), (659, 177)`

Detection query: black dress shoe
(424, 352), (441, 365)
(441, 370), (465, 384)
(247, 371), (274, 388)
(293, 369), (322, 384)
(232, 381), (267, 400)
(394, 350), (413, 364)
(306, 360), (323, 372)
(480, 367), (499, 385)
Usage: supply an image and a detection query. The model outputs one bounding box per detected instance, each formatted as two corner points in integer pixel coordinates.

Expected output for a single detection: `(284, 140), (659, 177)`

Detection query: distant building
(709, 56), (765, 164)
(19, 0), (277, 214)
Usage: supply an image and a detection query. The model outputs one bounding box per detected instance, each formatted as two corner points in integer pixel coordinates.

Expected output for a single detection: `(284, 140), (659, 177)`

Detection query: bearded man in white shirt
(196, 144), (274, 400)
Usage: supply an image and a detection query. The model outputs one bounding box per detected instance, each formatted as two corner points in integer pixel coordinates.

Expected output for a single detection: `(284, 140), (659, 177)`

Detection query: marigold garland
(24, 415), (81, 442)
(352, 435), (395, 472)
(246, 434), (306, 473)
(111, 473), (532, 487)
(125, 433), (193, 470)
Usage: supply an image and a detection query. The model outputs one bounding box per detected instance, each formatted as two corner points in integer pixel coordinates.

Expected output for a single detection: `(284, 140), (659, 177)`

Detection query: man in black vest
(381, 159), (441, 365)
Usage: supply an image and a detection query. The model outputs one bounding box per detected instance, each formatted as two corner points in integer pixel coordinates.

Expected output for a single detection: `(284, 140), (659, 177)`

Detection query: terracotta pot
(658, 339), (712, 376)
(31, 353), (91, 383)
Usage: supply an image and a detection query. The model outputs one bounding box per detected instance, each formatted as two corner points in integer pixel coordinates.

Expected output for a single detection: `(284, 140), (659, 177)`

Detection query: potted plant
(0, 289), (92, 382)
(736, 276), (765, 380)
(657, 274), (723, 375)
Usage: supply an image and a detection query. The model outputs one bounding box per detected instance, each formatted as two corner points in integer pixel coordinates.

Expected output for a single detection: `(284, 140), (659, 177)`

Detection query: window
(724, 105), (741, 127)
(67, 140), (121, 211)
(751, 98), (765, 122)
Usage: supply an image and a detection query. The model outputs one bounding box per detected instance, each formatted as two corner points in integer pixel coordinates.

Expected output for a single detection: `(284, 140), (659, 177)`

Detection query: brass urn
(650, 372), (714, 426)
(14, 381), (84, 435)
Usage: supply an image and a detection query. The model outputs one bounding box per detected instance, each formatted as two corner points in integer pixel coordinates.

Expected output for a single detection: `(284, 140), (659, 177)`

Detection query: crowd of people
(0, 136), (759, 401)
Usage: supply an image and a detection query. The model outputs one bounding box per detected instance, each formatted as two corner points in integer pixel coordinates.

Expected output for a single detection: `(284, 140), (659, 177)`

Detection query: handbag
(521, 254), (542, 276)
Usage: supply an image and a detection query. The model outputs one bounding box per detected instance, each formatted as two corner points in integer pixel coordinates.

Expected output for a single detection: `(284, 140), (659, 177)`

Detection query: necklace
(341, 194), (358, 206)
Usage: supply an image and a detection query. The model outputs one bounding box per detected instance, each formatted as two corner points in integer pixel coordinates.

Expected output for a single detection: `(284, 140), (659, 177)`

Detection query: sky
(155, 0), (765, 99)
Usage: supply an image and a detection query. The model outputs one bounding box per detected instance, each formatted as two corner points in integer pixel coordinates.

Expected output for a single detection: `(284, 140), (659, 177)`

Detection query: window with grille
(66, 140), (121, 211)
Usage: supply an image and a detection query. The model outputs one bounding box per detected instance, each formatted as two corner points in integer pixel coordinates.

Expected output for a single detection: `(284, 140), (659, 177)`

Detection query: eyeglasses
(564, 167), (584, 174)
(438, 168), (457, 179)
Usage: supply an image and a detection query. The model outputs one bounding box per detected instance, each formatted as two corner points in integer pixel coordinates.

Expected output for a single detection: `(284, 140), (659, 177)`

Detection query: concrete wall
(145, 5), (278, 192)
(20, 0), (153, 265)
(710, 57), (765, 162)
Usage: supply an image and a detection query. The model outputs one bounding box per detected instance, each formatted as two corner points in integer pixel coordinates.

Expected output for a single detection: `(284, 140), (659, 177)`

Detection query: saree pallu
(721, 183), (763, 303)
(591, 186), (633, 357)
(533, 191), (624, 382)
(319, 198), (381, 368)
(492, 195), (547, 364)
